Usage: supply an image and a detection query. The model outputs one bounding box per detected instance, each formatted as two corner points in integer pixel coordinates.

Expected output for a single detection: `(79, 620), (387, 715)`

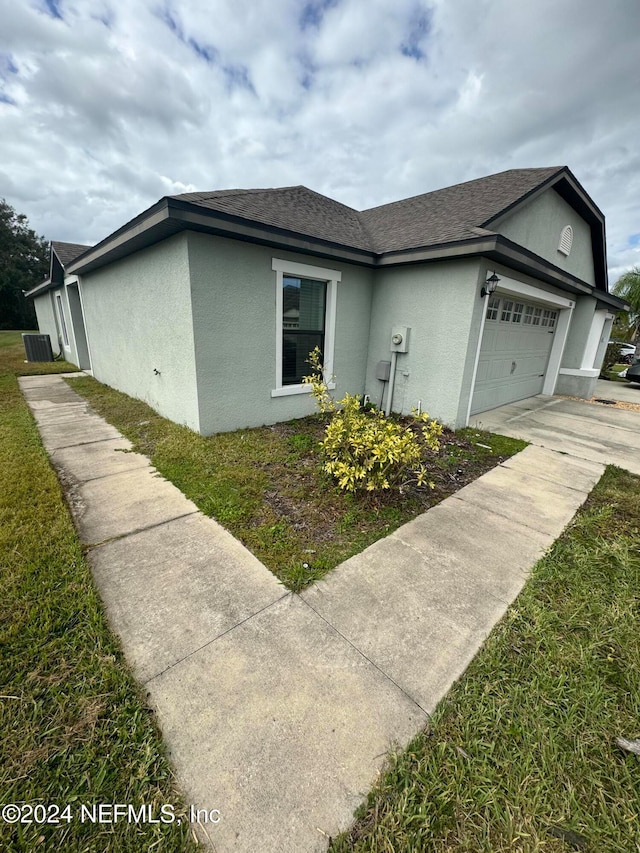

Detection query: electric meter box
(375, 360), (391, 381)
(390, 326), (410, 353)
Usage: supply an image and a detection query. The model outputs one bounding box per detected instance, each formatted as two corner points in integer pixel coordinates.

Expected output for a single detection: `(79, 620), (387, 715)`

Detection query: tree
(0, 199), (49, 330)
(613, 266), (640, 340)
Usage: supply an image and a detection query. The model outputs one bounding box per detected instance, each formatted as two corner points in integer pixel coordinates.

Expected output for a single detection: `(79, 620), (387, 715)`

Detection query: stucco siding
(498, 188), (596, 285)
(34, 291), (61, 356)
(560, 295), (597, 369)
(365, 259), (481, 427)
(80, 233), (199, 430)
(188, 233), (373, 434)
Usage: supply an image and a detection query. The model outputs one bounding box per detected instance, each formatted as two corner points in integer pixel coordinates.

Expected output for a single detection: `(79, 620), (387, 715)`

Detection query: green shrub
(601, 341), (623, 376)
(303, 348), (443, 493)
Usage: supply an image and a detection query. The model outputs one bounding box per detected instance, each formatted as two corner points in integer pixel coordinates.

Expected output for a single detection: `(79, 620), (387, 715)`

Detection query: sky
(1, 0), (639, 284)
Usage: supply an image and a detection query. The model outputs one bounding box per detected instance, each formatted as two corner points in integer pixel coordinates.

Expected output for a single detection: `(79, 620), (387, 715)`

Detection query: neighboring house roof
(51, 241), (92, 268)
(26, 241), (93, 299)
(27, 166), (625, 311)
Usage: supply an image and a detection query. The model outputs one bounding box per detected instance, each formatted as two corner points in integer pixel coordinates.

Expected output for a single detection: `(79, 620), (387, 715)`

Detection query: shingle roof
(171, 167), (564, 255)
(172, 186), (373, 251)
(51, 241), (92, 268)
(359, 167), (564, 253)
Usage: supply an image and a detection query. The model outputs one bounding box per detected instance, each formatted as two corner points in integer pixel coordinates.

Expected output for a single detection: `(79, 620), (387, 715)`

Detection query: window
(55, 291), (69, 347)
(282, 275), (326, 385)
(512, 302), (524, 323)
(272, 258), (340, 396)
(532, 306), (542, 326)
(486, 295), (500, 320)
(523, 305), (533, 325)
(500, 300), (514, 322)
(543, 309), (558, 328)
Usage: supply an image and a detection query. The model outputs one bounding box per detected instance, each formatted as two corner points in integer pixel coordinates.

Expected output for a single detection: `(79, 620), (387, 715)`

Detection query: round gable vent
(558, 224), (573, 256)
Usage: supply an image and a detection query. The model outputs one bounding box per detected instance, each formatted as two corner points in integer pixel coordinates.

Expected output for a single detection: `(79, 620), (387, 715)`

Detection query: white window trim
(55, 290), (70, 349)
(271, 258), (341, 397)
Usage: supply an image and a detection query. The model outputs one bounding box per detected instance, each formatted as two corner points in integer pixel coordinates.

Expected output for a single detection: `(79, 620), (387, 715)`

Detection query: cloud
(0, 0), (639, 284)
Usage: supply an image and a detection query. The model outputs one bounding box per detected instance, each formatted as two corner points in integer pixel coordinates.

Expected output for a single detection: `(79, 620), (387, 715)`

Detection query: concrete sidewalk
(20, 374), (608, 852)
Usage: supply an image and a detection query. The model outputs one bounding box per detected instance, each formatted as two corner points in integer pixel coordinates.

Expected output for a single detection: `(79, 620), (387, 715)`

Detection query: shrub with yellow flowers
(303, 348), (443, 494)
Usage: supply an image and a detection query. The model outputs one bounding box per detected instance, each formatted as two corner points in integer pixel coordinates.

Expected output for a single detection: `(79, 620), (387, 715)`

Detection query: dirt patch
(560, 395), (640, 413)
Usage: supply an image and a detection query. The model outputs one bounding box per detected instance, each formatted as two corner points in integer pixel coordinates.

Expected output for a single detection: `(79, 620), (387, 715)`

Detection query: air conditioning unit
(23, 333), (54, 362)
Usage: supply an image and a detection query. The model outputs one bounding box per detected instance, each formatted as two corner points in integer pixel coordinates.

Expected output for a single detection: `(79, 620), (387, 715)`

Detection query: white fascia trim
(559, 368), (600, 378)
(272, 257), (341, 396)
(496, 275), (575, 309)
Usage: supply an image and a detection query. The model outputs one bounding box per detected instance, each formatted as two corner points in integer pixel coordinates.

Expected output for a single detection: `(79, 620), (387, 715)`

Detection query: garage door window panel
(500, 300), (514, 322)
(486, 295), (500, 320)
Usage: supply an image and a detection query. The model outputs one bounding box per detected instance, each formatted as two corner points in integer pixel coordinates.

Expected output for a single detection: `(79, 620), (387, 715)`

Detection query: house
(32, 241), (92, 369)
(27, 167), (628, 435)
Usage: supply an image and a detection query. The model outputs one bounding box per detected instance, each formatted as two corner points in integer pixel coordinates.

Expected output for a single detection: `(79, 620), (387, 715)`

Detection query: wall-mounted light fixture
(481, 271), (500, 298)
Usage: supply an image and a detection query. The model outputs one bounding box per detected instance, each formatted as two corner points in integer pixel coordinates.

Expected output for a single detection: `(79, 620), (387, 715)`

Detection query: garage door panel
(471, 294), (557, 415)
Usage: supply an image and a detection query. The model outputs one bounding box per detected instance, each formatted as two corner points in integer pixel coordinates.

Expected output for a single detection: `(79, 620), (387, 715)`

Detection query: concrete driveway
(472, 379), (640, 475)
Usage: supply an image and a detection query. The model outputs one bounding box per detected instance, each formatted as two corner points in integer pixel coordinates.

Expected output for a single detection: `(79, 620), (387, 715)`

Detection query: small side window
(512, 303), (524, 323)
(56, 292), (69, 347)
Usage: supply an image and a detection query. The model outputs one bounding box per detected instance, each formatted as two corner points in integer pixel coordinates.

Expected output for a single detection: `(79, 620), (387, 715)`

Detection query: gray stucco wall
(364, 259), (481, 427)
(498, 188), (596, 285)
(79, 233), (200, 430)
(559, 295), (597, 369)
(188, 233), (374, 434)
(34, 291), (61, 356)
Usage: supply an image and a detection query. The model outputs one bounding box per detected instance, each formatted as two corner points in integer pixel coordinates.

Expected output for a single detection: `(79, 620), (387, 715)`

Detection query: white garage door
(470, 295), (558, 415)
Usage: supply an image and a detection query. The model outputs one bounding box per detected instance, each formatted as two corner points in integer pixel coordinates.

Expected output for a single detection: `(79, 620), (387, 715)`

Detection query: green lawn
(64, 374), (526, 591)
(603, 363), (631, 383)
(0, 332), (197, 852)
(330, 465), (640, 853)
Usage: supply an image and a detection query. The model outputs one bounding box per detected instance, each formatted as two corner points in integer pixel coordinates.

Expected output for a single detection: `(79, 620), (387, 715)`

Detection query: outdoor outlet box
(376, 360), (391, 381)
(390, 325), (410, 353)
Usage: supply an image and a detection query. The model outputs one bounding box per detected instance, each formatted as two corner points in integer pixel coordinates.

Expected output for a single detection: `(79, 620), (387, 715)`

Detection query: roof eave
(167, 199), (376, 266)
(69, 197), (377, 275)
(375, 234), (621, 305)
(25, 278), (53, 299)
(483, 166), (609, 294)
(69, 199), (174, 274)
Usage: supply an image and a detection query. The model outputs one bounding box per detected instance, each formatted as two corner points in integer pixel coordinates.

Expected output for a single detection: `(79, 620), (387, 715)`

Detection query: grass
(602, 363), (631, 382)
(329, 465), (640, 853)
(0, 332), (197, 852)
(0, 329), (78, 375)
(64, 375), (527, 591)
